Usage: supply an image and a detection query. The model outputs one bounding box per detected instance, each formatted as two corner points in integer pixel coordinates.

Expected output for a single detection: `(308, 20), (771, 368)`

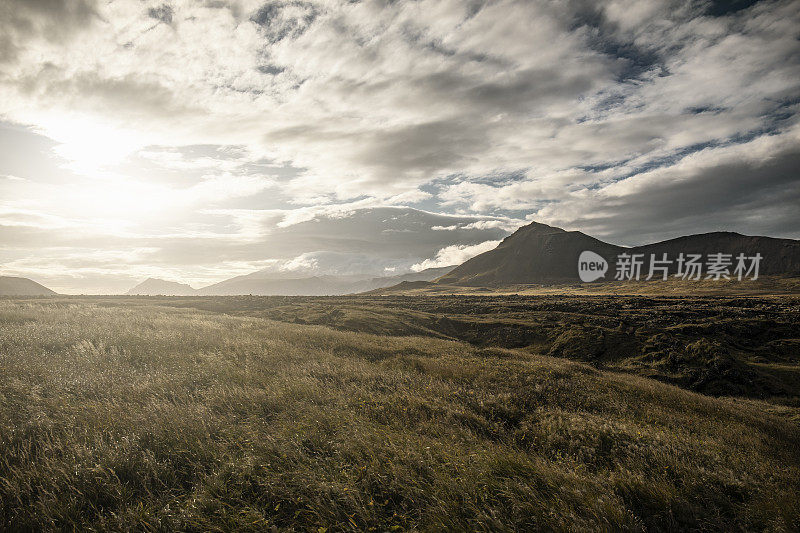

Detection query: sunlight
(32, 114), (178, 225)
(39, 115), (143, 174)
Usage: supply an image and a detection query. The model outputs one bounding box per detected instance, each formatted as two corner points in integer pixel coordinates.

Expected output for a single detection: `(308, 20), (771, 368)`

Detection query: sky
(0, 0), (798, 293)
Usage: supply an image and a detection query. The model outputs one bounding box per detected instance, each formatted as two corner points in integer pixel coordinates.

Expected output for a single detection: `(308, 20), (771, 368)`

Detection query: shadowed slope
(437, 222), (622, 285)
(0, 276), (56, 296)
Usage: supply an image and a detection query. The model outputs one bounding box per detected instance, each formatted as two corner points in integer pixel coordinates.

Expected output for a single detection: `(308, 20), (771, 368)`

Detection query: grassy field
(140, 293), (800, 406)
(0, 297), (799, 531)
(371, 275), (800, 297)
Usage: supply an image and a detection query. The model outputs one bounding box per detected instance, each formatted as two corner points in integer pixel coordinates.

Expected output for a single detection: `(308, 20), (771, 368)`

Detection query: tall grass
(0, 299), (798, 531)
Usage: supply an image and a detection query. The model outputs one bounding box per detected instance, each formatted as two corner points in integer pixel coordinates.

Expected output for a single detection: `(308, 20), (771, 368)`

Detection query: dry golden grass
(373, 275), (800, 296)
(0, 298), (798, 531)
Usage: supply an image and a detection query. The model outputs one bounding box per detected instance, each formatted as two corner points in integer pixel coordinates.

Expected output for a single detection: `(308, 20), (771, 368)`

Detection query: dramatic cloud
(0, 0), (798, 292)
(411, 240), (503, 272)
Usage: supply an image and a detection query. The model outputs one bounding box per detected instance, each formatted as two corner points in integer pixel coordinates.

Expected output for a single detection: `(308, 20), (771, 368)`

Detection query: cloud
(267, 250), (418, 277)
(0, 0), (799, 291)
(148, 4), (174, 25)
(278, 252), (319, 273)
(0, 0), (98, 64)
(525, 125), (800, 243)
(0, 204), (520, 292)
(431, 219), (521, 232)
(411, 240), (501, 272)
(251, 1), (319, 43)
(3, 1), (797, 195)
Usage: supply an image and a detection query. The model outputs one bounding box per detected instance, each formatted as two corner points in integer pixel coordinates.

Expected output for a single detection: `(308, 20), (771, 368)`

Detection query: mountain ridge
(125, 267), (454, 296)
(127, 278), (197, 296)
(436, 222), (800, 286)
(197, 266), (453, 295)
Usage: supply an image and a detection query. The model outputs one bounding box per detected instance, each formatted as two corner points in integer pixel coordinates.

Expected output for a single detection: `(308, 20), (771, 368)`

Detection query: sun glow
(38, 115), (144, 174)
(32, 114), (179, 226)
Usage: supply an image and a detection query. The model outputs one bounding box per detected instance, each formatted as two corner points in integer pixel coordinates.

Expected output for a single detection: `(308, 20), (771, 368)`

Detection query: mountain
(356, 267), (455, 292)
(0, 276), (57, 296)
(198, 267), (453, 296)
(436, 222), (622, 285)
(437, 221), (800, 286)
(199, 275), (346, 296)
(633, 233), (800, 274)
(127, 278), (197, 296)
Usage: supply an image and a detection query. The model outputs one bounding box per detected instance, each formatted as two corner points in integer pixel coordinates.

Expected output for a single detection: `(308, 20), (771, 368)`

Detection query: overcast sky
(1, 0), (798, 293)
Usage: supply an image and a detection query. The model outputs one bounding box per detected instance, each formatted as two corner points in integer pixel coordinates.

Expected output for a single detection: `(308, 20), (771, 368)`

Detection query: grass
(0, 298), (799, 531)
(127, 293), (800, 405)
(373, 275), (800, 297)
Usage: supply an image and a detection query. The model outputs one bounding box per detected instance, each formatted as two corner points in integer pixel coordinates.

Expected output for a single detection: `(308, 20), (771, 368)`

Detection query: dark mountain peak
(708, 231), (744, 237)
(520, 220), (567, 232)
(669, 230), (744, 240)
(504, 220), (567, 239)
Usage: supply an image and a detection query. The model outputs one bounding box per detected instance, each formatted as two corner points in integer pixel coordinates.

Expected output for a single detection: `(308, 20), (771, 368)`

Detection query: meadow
(0, 296), (798, 531)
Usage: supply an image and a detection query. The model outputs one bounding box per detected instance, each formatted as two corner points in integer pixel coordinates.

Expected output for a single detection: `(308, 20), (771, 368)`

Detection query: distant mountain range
(126, 267), (453, 296)
(437, 221), (800, 285)
(0, 276), (57, 296)
(9, 222), (800, 296)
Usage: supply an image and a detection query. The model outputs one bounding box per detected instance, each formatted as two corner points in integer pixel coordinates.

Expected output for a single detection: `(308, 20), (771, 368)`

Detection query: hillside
(126, 278), (196, 296)
(437, 222), (800, 286)
(0, 276), (57, 296)
(198, 267), (452, 296)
